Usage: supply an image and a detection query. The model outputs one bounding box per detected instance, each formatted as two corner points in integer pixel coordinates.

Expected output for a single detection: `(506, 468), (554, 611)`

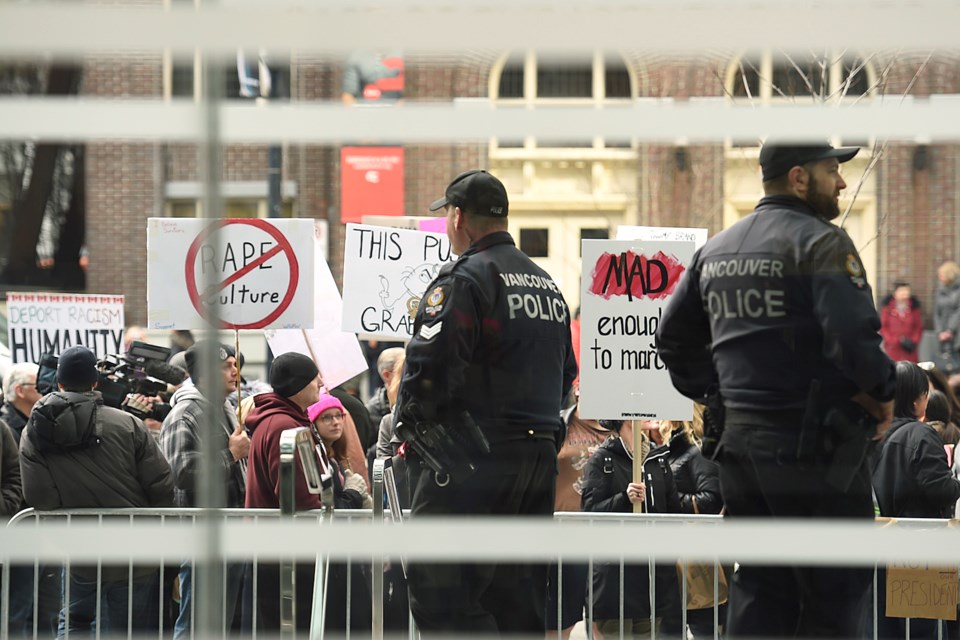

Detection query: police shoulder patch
(843, 253), (867, 288)
(424, 285), (448, 318)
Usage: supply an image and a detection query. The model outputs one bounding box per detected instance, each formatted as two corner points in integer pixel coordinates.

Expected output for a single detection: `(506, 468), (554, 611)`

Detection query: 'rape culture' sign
(7, 293), (125, 363)
(578, 239), (695, 421)
(147, 218), (315, 330)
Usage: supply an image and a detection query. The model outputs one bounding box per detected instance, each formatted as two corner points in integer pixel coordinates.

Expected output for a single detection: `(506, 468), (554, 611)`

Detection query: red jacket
(245, 392), (323, 510)
(880, 295), (923, 363)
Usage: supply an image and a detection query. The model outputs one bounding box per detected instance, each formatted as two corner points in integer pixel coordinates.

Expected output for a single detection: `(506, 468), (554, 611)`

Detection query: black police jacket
(656, 195), (895, 412)
(397, 231), (577, 440)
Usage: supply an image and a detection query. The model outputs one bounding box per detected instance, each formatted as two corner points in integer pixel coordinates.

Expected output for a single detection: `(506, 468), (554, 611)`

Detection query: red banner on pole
(340, 147), (404, 223)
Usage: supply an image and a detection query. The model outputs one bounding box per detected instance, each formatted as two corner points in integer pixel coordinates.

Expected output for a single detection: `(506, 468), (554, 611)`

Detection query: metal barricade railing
(4, 494), (958, 639)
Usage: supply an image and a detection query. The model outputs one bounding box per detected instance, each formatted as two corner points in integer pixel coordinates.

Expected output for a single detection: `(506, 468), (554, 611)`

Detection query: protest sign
(617, 225), (708, 249)
(264, 222), (367, 390)
(147, 218), (314, 330)
(886, 561), (958, 621)
(341, 223), (455, 341)
(7, 293), (125, 363)
(578, 239), (695, 421)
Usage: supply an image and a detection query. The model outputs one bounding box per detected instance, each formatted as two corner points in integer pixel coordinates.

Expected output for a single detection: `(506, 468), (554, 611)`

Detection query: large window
(492, 51), (635, 149)
(729, 52), (873, 102)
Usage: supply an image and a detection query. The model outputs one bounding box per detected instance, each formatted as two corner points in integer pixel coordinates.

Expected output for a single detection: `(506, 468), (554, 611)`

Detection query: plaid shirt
(159, 385), (247, 508)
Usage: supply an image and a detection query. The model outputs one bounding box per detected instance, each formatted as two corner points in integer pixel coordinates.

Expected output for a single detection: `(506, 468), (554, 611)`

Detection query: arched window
(728, 52), (874, 102)
(491, 51), (635, 148)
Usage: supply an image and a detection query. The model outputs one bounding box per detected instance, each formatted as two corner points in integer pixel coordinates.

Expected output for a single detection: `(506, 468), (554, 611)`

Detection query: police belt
(481, 426), (558, 445)
(724, 407), (806, 430)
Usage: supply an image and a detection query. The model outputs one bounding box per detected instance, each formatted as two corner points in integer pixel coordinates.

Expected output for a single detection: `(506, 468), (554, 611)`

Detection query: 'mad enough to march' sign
(7, 293), (125, 363)
(147, 218), (315, 330)
(578, 239), (695, 421)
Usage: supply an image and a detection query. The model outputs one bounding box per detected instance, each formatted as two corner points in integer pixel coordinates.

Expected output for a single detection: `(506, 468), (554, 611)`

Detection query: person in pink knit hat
(307, 393), (372, 509)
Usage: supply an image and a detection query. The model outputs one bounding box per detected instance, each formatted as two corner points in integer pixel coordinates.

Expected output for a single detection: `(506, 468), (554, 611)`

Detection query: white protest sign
(7, 292), (125, 363)
(578, 239), (695, 421)
(617, 225), (708, 249)
(147, 218), (315, 330)
(341, 223), (455, 341)
(264, 222), (368, 390)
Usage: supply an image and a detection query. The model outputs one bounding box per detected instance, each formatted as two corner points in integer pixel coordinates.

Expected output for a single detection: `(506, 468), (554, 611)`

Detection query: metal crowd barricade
(4, 500), (954, 639)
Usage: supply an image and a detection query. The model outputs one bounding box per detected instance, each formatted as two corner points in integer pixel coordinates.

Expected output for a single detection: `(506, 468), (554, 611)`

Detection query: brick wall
(84, 52), (163, 325)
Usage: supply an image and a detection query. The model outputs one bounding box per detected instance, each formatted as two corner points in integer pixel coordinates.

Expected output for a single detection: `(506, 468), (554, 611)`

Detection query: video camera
(37, 341), (175, 422)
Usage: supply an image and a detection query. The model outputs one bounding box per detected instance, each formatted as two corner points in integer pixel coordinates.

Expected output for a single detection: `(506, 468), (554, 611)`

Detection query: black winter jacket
(666, 430), (722, 514)
(20, 391), (175, 511)
(872, 417), (960, 519)
(581, 437), (681, 619)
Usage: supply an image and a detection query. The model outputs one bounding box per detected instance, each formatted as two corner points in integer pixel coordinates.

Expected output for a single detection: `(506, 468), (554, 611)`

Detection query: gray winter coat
(935, 280), (960, 347)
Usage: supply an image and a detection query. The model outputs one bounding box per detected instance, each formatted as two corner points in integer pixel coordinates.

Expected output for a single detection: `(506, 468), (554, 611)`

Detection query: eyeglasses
(318, 412), (345, 426)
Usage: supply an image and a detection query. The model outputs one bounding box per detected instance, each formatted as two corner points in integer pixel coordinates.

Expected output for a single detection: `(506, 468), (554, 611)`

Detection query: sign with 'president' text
(578, 239), (695, 421)
(341, 223), (455, 341)
(147, 218), (315, 330)
(7, 292), (125, 363)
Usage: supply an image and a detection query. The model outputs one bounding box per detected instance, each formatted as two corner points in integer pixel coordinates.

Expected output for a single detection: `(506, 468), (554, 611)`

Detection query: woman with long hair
(873, 361), (960, 639)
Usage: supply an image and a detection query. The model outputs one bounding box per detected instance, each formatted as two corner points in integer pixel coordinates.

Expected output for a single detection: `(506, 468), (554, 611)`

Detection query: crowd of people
(4, 154), (960, 640)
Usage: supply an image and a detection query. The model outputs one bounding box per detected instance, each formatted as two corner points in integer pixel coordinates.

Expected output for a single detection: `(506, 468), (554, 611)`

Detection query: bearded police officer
(396, 169), (577, 634)
(656, 143), (895, 638)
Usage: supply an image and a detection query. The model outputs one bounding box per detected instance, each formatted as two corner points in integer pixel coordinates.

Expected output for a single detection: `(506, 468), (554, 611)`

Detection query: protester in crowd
(581, 418), (682, 637)
(1, 362), (41, 443)
(122, 325), (148, 352)
(19, 346), (175, 636)
(880, 282), (923, 363)
(658, 412), (725, 638)
(328, 383), (376, 469)
(169, 329), (195, 358)
(0, 419), (22, 517)
(657, 142), (896, 637)
(925, 389), (960, 447)
(160, 340), (250, 638)
(3, 361), (59, 636)
(873, 361), (960, 638)
(308, 393), (372, 509)
(546, 400), (609, 638)
(935, 261), (960, 373)
(375, 351), (406, 461)
(244, 352), (322, 632)
(306, 393), (374, 629)
(365, 346), (405, 430)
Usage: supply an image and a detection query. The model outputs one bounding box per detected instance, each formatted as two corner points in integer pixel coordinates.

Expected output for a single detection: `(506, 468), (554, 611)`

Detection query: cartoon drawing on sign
(378, 262), (440, 322)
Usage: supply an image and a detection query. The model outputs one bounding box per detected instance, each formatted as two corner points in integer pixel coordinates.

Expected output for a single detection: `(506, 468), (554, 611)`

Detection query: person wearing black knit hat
(242, 352), (325, 632)
(20, 346), (174, 635)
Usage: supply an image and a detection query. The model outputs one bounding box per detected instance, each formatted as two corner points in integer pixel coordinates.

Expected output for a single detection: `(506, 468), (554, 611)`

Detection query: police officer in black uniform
(396, 169), (577, 634)
(656, 143), (896, 638)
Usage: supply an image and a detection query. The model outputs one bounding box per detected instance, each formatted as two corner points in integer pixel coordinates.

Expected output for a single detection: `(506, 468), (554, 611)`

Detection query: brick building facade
(76, 50), (960, 326)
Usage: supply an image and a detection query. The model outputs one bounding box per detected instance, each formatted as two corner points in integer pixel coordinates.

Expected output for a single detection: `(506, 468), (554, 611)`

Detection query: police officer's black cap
(759, 142), (859, 182)
(428, 169), (509, 217)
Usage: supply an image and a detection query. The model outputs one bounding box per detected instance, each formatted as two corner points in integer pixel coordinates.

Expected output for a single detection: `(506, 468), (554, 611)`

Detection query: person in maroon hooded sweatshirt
(880, 281), (924, 364)
(244, 352), (321, 632)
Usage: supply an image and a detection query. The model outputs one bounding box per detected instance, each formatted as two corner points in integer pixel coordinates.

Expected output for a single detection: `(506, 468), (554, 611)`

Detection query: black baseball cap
(759, 142), (859, 181)
(428, 169), (509, 217)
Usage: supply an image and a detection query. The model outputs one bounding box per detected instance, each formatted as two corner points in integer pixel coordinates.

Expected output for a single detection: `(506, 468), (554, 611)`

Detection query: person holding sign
(396, 169), (578, 634)
(657, 142), (897, 638)
(159, 340), (249, 639)
(581, 419), (681, 637)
